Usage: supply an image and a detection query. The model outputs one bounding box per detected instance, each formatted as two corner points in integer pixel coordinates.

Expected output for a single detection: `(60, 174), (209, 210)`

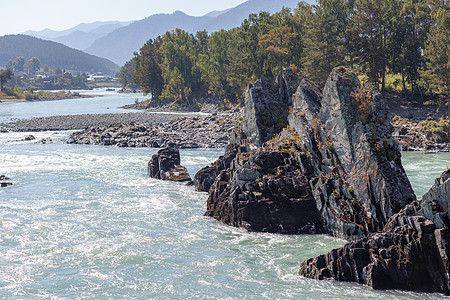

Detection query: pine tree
(259, 26), (297, 75)
(134, 39), (164, 98)
(349, 0), (390, 91)
(300, 0), (351, 85)
(421, 4), (449, 113)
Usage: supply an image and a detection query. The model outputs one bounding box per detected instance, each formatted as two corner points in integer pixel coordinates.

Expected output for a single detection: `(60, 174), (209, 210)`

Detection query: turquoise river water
(0, 90), (448, 299)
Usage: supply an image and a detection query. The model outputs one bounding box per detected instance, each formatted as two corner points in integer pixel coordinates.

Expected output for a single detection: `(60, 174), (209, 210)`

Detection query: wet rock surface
(197, 67), (416, 239)
(148, 147), (191, 182)
(0, 175), (12, 187)
(300, 169), (450, 295)
(68, 112), (238, 149)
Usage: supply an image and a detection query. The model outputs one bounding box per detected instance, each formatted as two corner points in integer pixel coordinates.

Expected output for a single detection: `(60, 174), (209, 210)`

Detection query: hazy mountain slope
(53, 23), (127, 50)
(0, 35), (119, 75)
(86, 11), (213, 66)
(24, 21), (130, 40)
(198, 0), (301, 32)
(86, 0), (303, 65)
(204, 8), (232, 18)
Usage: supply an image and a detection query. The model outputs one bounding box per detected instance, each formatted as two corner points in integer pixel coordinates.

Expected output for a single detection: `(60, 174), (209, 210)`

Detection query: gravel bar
(0, 112), (193, 132)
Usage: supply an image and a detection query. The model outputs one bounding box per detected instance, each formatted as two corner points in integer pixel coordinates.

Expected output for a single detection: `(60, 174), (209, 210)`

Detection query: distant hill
(0, 35), (119, 75)
(86, 0), (304, 65)
(23, 21), (130, 50)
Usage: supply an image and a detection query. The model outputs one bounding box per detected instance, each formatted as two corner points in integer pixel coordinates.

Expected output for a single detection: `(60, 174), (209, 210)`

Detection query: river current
(0, 91), (448, 299)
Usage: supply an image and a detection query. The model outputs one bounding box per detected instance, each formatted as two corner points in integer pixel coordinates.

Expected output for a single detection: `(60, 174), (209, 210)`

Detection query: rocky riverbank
(392, 116), (450, 152)
(68, 111), (240, 148)
(0, 112), (191, 132)
(122, 96), (232, 114)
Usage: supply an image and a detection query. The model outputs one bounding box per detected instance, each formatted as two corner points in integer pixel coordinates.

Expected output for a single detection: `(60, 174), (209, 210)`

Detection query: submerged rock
(148, 147), (191, 182)
(300, 169), (450, 295)
(197, 67), (416, 239)
(0, 175), (12, 187)
(24, 135), (35, 141)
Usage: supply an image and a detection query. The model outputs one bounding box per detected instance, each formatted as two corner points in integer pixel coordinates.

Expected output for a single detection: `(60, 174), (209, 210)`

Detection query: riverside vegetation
(0, 88), (85, 102)
(119, 0), (449, 115)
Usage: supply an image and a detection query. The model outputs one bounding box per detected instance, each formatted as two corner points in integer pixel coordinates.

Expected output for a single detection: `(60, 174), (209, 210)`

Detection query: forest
(0, 35), (119, 75)
(118, 0), (449, 110)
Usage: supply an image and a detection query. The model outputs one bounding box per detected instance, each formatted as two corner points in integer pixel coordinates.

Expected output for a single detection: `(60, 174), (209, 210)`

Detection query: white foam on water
(0, 141), (446, 299)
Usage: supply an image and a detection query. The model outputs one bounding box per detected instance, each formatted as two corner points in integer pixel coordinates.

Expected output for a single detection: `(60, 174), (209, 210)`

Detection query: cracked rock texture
(300, 169), (450, 295)
(148, 147), (191, 182)
(196, 67), (416, 239)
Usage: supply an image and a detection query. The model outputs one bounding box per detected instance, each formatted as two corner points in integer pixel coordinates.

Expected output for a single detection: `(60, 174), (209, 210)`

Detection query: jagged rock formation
(300, 169), (450, 295)
(148, 147), (191, 182)
(196, 67), (416, 239)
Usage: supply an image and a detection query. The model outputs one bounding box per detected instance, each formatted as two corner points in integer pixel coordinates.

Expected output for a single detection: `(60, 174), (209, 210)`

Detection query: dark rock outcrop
(198, 67), (416, 239)
(148, 147), (191, 182)
(243, 69), (299, 146)
(300, 169), (450, 295)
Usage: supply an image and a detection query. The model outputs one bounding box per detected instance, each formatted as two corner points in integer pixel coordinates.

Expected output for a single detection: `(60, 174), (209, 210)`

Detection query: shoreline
(0, 94), (99, 104)
(0, 112), (193, 132)
(0, 110), (448, 152)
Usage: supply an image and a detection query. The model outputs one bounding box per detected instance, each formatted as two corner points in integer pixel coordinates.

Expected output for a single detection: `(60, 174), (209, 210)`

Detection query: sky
(0, 0), (248, 36)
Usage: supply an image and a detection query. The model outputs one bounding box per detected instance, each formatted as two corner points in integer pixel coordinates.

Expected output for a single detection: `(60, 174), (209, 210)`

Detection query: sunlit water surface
(0, 130), (448, 299)
(0, 89), (207, 124)
(0, 89), (143, 123)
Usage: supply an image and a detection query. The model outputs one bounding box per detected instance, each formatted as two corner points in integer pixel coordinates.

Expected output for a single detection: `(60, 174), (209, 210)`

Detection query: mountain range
(23, 0), (308, 66)
(23, 21), (131, 51)
(0, 35), (119, 75)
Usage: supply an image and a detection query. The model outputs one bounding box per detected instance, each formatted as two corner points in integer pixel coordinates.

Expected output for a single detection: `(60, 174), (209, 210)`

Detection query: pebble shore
(68, 112), (239, 148)
(0, 112), (192, 132)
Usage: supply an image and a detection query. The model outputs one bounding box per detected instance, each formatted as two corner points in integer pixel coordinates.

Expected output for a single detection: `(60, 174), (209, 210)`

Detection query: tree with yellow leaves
(258, 26), (297, 75)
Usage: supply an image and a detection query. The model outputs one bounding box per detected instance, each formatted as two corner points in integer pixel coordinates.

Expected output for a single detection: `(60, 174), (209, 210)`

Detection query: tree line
(119, 0), (449, 107)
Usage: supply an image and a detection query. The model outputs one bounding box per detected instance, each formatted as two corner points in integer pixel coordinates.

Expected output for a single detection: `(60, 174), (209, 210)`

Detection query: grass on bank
(0, 87), (80, 101)
(392, 115), (450, 143)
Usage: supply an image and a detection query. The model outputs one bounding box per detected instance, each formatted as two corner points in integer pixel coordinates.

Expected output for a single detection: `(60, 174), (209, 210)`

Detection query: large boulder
(300, 169), (450, 295)
(148, 147), (191, 182)
(199, 67), (416, 239)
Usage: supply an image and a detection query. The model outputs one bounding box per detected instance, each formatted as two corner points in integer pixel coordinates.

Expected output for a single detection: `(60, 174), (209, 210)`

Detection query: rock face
(148, 148), (191, 182)
(243, 70), (298, 146)
(197, 67), (416, 239)
(300, 169), (450, 295)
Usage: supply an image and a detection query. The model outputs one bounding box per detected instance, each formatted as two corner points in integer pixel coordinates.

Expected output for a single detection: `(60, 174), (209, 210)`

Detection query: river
(0, 91), (448, 299)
